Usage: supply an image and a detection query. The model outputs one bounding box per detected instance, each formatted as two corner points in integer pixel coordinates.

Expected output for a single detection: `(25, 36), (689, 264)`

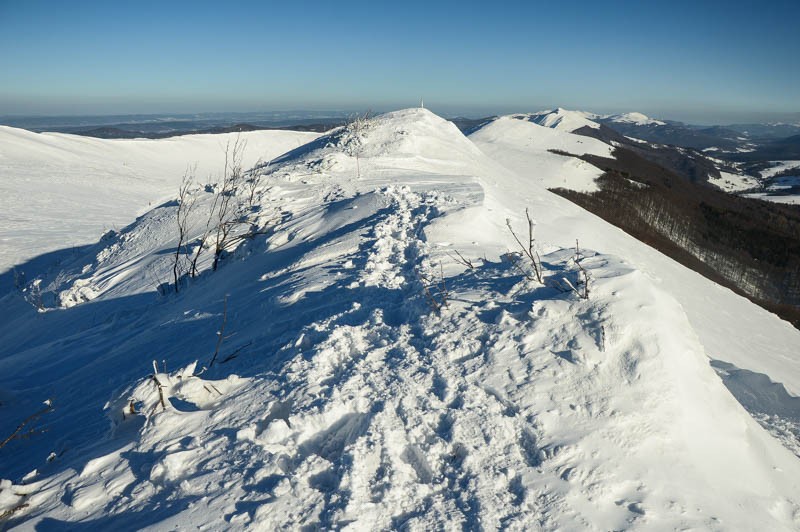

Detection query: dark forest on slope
(551, 147), (800, 329)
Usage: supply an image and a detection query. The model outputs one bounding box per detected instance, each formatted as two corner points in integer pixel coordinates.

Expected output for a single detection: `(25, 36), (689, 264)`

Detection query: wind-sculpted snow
(1, 109), (799, 530)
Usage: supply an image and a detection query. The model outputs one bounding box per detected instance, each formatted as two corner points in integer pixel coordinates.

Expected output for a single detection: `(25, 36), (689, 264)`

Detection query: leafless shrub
(149, 361), (167, 415)
(146, 262), (170, 296)
(0, 499), (29, 521)
(245, 158), (270, 210)
(572, 239), (590, 299)
(0, 399), (53, 451)
(174, 165), (197, 293)
(208, 295), (233, 368)
(210, 137), (248, 271)
(346, 110), (372, 178)
(187, 136), (275, 276)
(448, 249), (476, 269)
(556, 240), (590, 299)
(418, 263), (449, 313)
(506, 208), (544, 283)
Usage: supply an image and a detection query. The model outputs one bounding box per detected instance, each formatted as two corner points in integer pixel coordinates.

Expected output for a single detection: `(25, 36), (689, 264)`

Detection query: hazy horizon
(1, 105), (799, 128)
(1, 1), (798, 126)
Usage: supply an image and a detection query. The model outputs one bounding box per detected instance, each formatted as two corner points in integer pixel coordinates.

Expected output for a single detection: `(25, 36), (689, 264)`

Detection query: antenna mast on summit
(420, 98), (424, 109)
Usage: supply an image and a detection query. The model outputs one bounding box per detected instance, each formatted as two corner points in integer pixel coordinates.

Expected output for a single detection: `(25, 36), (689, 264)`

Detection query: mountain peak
(607, 112), (666, 126)
(517, 108), (601, 132)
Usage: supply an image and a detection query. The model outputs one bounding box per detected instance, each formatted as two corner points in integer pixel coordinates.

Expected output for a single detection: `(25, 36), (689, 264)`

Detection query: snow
(0, 126), (320, 274)
(744, 192), (800, 205)
(759, 160), (800, 179)
(741, 161), (800, 204)
(521, 108), (601, 132)
(606, 112), (666, 126)
(708, 170), (760, 192)
(468, 118), (800, 400)
(1, 109), (799, 530)
(624, 136), (648, 144)
(467, 116), (613, 192)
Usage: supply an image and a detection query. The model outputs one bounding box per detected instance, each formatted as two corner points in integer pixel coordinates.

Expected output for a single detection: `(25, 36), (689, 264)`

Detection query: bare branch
(208, 295), (229, 368)
(506, 208), (544, 283)
(417, 263), (449, 313)
(574, 239), (589, 299)
(174, 165), (197, 293)
(0, 399), (54, 450)
(448, 249), (475, 269)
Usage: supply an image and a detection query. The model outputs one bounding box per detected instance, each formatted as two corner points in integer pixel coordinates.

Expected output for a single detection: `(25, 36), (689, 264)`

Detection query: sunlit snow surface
(0, 110), (799, 530)
(0, 126), (319, 273)
(606, 112), (666, 126)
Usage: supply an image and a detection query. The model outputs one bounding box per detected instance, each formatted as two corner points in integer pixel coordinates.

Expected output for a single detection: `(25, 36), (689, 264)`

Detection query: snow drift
(0, 109), (799, 530)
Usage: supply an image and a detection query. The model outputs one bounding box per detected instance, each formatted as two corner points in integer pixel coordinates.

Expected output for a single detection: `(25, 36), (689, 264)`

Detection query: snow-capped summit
(606, 111), (666, 126)
(517, 108), (602, 132)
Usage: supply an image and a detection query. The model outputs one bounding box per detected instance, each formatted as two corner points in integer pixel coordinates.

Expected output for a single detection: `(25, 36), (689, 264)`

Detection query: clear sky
(0, 0), (798, 123)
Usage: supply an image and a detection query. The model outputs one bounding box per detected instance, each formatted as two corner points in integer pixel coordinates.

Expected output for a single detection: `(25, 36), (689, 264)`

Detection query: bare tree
(211, 136), (248, 271)
(189, 136), (247, 276)
(245, 158), (269, 210)
(506, 208), (544, 283)
(173, 165), (197, 293)
(346, 110), (372, 178)
(185, 136), (279, 278)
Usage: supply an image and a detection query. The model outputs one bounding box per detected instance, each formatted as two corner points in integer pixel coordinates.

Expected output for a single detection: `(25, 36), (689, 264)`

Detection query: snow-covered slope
(760, 160), (800, 180)
(469, 116), (800, 399)
(1, 109), (799, 530)
(606, 112), (666, 126)
(468, 116), (613, 192)
(0, 126), (320, 273)
(708, 170), (760, 192)
(521, 109), (601, 132)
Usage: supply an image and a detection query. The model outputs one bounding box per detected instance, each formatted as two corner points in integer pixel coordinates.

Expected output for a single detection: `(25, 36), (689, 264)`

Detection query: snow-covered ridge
(509, 109), (666, 132)
(1, 109), (800, 530)
(605, 112), (666, 126)
(468, 115), (613, 192)
(517, 108), (602, 132)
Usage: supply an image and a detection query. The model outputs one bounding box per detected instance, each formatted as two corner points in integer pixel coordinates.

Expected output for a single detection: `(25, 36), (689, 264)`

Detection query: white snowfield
(0, 109), (799, 530)
(606, 112), (666, 126)
(468, 116), (613, 192)
(744, 194), (800, 205)
(0, 126), (320, 273)
(759, 160), (800, 180)
(708, 170), (760, 192)
(743, 160), (800, 204)
(518, 109), (667, 132)
(522, 109), (601, 132)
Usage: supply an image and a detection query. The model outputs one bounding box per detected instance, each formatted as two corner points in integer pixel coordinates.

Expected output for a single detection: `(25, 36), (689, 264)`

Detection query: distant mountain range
(0, 111), (354, 137)
(593, 112), (800, 161)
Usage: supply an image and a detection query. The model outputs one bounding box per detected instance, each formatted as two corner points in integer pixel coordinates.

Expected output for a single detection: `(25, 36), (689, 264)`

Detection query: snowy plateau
(1, 109), (799, 531)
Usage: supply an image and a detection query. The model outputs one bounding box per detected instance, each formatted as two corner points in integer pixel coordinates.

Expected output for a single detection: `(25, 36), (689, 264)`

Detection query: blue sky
(0, 0), (798, 123)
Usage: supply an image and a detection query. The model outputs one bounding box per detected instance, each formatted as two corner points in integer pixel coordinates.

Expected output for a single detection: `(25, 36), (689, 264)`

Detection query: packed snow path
(1, 109), (799, 530)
